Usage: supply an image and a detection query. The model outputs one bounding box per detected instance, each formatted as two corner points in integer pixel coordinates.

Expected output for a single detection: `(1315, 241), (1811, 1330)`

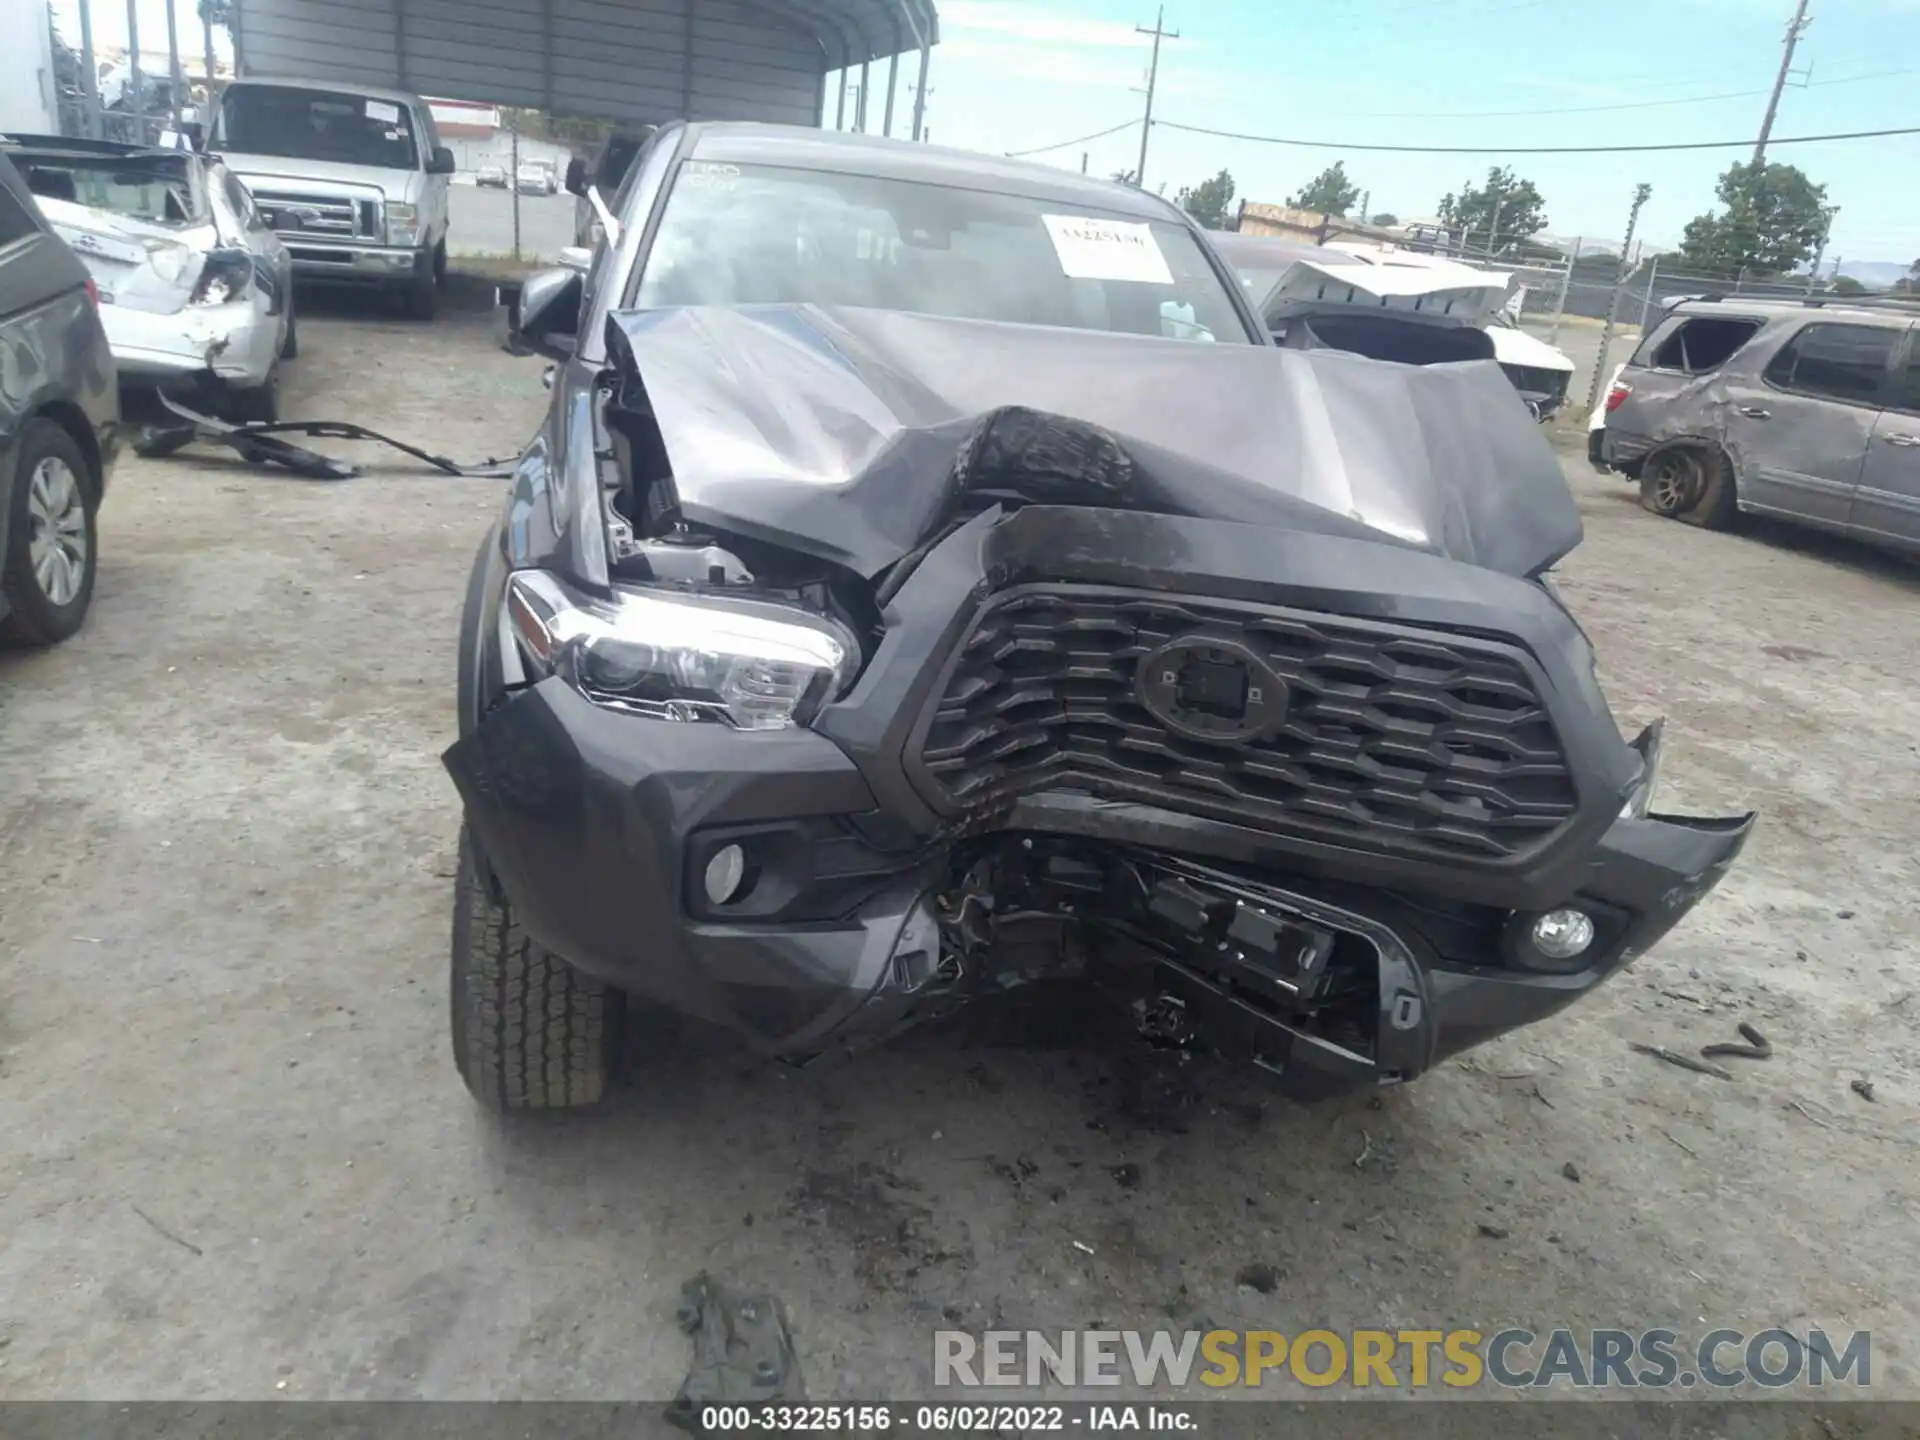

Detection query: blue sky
(55, 0), (1919, 265)
(898, 0), (1920, 265)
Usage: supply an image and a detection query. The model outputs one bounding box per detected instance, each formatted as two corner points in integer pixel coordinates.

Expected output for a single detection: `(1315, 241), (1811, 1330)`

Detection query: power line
(1149, 119), (1920, 154)
(1323, 64), (1919, 122)
(1005, 118), (1139, 158)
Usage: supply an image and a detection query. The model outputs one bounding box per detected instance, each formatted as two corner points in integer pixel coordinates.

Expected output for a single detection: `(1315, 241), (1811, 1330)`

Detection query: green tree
(1677, 161), (1829, 279)
(1370, 212), (1399, 227)
(1897, 258), (1920, 295)
(1436, 167), (1547, 253)
(1176, 169), (1236, 230)
(1288, 162), (1360, 216)
(1830, 275), (1868, 296)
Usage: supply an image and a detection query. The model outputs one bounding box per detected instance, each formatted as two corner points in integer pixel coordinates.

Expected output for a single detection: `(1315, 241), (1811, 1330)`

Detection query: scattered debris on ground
(667, 1273), (803, 1432)
(1631, 1043), (1734, 1081)
(1850, 1079), (1877, 1103)
(1236, 1262), (1283, 1294)
(1562, 1162), (1582, 1183)
(1701, 1022), (1773, 1062)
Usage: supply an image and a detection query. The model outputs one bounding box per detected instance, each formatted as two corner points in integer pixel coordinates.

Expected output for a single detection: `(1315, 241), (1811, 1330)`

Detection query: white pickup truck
(207, 77), (454, 320)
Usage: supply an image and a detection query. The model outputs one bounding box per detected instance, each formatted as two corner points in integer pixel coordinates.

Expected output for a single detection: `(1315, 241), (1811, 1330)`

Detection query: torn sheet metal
(137, 393), (518, 480)
(605, 303), (1584, 580)
(666, 1273), (804, 1433)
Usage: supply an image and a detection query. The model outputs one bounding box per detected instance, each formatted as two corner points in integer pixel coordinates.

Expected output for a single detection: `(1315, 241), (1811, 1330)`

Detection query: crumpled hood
(604, 304), (1583, 579)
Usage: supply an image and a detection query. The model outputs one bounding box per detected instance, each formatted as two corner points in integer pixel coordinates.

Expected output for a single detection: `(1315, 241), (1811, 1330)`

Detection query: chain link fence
(1404, 234), (1868, 425)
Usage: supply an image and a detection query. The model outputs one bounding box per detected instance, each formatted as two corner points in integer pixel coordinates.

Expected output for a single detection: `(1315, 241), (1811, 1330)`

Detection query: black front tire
(279, 297), (299, 361)
(449, 826), (623, 1111)
(401, 261), (438, 320)
(0, 418), (99, 648)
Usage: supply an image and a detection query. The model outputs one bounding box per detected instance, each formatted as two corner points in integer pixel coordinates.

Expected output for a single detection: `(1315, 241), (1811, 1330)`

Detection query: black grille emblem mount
(1137, 636), (1289, 744)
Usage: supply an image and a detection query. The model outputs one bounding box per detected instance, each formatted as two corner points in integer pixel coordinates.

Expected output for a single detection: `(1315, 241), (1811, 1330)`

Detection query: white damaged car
(1211, 232), (1579, 421)
(2, 134), (294, 421)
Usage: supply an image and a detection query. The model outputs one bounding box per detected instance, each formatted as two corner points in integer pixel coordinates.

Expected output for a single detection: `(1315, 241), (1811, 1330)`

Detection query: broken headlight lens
(504, 570), (857, 730)
(385, 202), (423, 246)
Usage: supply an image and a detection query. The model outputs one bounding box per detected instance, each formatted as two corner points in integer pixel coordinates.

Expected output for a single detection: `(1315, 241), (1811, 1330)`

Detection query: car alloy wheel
(1647, 451), (1704, 515)
(26, 456), (89, 607)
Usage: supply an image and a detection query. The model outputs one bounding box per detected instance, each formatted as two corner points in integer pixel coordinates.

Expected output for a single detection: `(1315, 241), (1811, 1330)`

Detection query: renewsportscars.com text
(934, 1327), (1871, 1391)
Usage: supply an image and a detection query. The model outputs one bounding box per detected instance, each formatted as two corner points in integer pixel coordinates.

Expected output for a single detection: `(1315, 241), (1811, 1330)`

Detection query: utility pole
(1806, 205), (1838, 293)
(203, 1), (220, 119)
(1753, 0), (1813, 168)
(127, 0), (147, 142)
(77, 0), (100, 135)
(1586, 183), (1652, 416)
(1133, 6), (1179, 189)
(509, 112), (521, 262)
(1485, 193), (1505, 260)
(1357, 189), (1370, 229)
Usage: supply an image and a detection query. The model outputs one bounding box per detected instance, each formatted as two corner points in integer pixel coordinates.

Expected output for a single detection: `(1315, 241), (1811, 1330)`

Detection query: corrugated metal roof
(235, 0), (937, 130)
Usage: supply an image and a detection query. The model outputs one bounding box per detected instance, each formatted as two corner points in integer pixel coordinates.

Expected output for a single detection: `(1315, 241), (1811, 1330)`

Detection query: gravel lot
(1, 285), (1915, 1410)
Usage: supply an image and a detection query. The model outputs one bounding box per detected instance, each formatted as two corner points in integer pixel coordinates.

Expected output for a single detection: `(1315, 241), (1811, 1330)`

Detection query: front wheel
(0, 419), (99, 647)
(401, 261), (438, 320)
(449, 827), (623, 1110)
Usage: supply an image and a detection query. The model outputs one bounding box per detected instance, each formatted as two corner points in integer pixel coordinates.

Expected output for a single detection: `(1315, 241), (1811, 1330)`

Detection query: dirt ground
(1, 283), (1915, 1412)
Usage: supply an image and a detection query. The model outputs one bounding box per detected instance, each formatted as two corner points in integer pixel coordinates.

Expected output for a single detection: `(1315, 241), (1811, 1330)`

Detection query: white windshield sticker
(365, 99), (401, 124)
(1042, 214), (1173, 285)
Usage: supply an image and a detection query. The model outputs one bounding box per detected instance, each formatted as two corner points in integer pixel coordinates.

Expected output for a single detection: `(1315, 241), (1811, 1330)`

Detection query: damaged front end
(445, 305), (1752, 1098)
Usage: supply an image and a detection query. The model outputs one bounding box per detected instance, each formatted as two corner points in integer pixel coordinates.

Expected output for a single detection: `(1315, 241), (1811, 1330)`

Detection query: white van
(209, 77), (454, 319)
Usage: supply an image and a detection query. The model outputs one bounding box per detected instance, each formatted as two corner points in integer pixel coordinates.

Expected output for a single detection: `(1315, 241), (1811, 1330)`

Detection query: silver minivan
(1603, 296), (1920, 554)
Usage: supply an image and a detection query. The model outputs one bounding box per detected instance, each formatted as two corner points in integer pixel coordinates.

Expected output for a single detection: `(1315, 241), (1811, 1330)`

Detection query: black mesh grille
(912, 589), (1579, 864)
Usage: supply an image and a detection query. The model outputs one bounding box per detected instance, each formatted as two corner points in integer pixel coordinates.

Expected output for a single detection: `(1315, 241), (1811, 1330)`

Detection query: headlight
(505, 570), (857, 730)
(386, 202), (422, 246)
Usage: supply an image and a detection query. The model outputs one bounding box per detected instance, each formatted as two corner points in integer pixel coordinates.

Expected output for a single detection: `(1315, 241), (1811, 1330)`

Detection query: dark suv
(0, 151), (119, 647)
(1602, 296), (1919, 553)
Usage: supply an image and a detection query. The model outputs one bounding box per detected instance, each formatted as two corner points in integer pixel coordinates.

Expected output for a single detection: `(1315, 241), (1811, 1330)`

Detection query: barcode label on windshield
(1042, 215), (1173, 285)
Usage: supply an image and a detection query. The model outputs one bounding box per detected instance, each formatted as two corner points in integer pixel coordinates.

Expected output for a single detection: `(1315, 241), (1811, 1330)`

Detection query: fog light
(704, 844), (747, 906)
(1531, 908), (1595, 960)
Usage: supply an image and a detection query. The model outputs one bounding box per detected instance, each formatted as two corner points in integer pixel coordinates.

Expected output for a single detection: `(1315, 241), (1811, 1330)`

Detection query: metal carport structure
(230, 0), (938, 138)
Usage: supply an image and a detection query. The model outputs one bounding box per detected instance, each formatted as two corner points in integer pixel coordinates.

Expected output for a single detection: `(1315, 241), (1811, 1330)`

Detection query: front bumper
(281, 241), (425, 284)
(445, 506), (1754, 1097)
(446, 677), (1750, 1097)
(104, 298), (278, 388)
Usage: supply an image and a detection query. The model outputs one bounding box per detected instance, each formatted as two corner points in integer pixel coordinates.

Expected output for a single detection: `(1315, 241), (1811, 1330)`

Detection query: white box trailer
(0, 4), (61, 137)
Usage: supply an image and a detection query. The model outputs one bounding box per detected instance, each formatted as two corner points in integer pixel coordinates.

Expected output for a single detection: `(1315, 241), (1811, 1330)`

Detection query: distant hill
(1835, 260), (1912, 289)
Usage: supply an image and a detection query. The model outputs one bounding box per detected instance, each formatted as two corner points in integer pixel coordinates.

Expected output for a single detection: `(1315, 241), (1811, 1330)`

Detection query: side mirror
(564, 156), (588, 197)
(507, 265), (583, 361)
(427, 146), (456, 176)
(558, 245), (593, 274)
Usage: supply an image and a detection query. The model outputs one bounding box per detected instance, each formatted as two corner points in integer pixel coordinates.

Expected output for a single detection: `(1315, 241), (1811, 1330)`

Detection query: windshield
(633, 162), (1252, 345)
(216, 85), (419, 170)
(17, 155), (201, 226)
